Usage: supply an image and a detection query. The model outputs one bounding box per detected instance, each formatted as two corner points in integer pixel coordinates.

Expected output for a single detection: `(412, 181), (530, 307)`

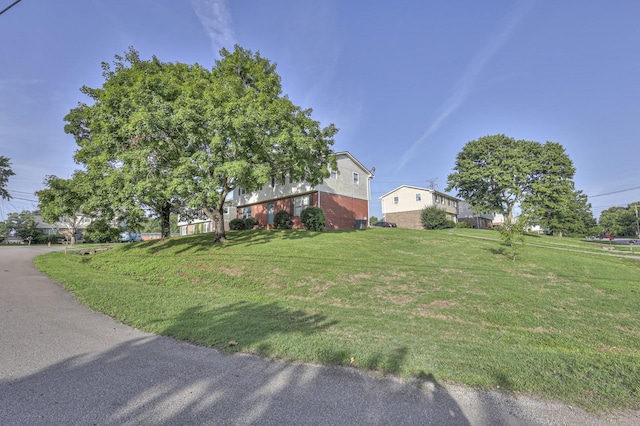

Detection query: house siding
(234, 152), (372, 231)
(380, 185), (460, 229)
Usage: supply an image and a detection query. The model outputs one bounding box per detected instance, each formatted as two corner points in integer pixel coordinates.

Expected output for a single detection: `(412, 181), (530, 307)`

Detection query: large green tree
(65, 46), (336, 240)
(446, 135), (578, 257)
(0, 156), (15, 200)
(65, 49), (190, 238)
(447, 135), (576, 226)
(173, 46), (337, 239)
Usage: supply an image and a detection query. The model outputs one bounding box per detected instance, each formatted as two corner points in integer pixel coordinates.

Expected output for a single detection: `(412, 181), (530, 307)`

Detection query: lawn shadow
(159, 301), (339, 354)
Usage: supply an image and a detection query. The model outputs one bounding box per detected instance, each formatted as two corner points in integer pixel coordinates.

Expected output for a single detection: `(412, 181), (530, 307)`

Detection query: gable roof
(378, 185), (460, 201)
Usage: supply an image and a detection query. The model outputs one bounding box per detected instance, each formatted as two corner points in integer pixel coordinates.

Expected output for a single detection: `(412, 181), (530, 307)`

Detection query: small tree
(420, 206), (449, 229)
(300, 207), (325, 231)
(369, 215), (379, 225)
(274, 210), (292, 229)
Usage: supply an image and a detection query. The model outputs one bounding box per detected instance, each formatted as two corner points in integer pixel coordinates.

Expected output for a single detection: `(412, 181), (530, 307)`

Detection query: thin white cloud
(396, 0), (534, 171)
(191, 0), (236, 52)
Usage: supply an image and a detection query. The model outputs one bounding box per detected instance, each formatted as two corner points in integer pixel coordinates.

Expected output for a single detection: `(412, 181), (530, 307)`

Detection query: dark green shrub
(456, 221), (471, 228)
(420, 206), (448, 229)
(84, 219), (120, 243)
(445, 220), (456, 229)
(300, 206), (325, 231)
(244, 217), (259, 229)
(274, 210), (292, 229)
(229, 218), (246, 230)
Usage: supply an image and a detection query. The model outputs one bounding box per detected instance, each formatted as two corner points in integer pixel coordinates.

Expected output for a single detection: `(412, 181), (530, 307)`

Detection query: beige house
(379, 185), (460, 230)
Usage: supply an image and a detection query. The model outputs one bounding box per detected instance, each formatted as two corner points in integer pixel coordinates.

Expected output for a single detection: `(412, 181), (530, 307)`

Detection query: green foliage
(229, 218), (246, 230)
(599, 202), (640, 237)
(34, 229), (640, 411)
(84, 219), (120, 243)
(36, 173), (92, 244)
(6, 210), (42, 240)
(0, 156), (15, 200)
(447, 134), (577, 225)
(65, 46), (337, 239)
(244, 217), (259, 229)
(456, 221), (472, 228)
(447, 134), (585, 253)
(274, 210), (292, 229)
(300, 206), (325, 231)
(420, 206), (449, 229)
(369, 216), (379, 225)
(498, 215), (528, 261)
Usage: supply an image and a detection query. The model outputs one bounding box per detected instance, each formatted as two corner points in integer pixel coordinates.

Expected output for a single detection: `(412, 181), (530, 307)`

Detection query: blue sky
(1, 0), (639, 221)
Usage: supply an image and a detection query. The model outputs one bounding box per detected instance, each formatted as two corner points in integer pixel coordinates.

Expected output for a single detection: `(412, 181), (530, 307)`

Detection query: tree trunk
(202, 206), (226, 243)
(160, 203), (171, 239)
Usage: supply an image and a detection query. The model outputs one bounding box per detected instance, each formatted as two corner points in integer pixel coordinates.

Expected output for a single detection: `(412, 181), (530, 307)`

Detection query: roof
(378, 185), (460, 201)
(333, 151), (374, 177)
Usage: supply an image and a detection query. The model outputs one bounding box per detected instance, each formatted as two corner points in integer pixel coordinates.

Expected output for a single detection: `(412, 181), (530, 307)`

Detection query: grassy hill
(34, 228), (640, 411)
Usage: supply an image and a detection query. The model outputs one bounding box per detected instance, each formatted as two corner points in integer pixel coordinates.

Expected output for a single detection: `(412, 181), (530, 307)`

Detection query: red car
(604, 234), (614, 240)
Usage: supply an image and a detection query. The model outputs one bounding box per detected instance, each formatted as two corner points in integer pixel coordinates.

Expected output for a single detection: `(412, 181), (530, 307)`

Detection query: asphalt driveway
(0, 246), (636, 425)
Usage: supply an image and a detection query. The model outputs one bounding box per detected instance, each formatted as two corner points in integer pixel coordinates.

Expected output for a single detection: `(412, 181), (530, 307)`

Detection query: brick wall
(385, 211), (423, 230)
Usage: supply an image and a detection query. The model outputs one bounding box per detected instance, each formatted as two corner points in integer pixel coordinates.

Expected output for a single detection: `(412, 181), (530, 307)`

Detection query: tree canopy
(446, 134), (585, 228)
(64, 45), (337, 239)
(0, 156), (15, 200)
(599, 202), (640, 237)
(36, 173), (91, 244)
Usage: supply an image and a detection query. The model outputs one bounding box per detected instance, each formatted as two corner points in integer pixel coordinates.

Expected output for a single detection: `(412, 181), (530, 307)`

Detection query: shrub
(274, 210), (292, 229)
(456, 221), (471, 228)
(244, 217), (259, 229)
(300, 207), (326, 231)
(229, 218), (246, 230)
(84, 219), (120, 243)
(420, 206), (448, 229)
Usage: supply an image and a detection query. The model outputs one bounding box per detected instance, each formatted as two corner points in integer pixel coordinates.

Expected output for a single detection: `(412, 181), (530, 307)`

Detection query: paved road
(0, 246), (637, 425)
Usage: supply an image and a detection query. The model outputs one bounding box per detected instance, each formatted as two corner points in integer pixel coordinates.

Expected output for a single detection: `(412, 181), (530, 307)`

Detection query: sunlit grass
(34, 228), (640, 412)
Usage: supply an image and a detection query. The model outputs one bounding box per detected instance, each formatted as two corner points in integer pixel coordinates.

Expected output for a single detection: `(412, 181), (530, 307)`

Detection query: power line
(0, 0), (22, 16)
(588, 186), (640, 198)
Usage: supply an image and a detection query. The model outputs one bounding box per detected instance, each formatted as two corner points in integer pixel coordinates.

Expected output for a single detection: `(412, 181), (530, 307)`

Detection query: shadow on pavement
(0, 336), (473, 425)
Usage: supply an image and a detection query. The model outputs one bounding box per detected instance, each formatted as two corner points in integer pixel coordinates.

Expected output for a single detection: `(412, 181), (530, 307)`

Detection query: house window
(294, 195), (311, 216)
(181, 226), (187, 236)
(353, 172), (359, 185)
(242, 207), (252, 219)
(271, 176), (276, 188)
(393, 196), (399, 204)
(330, 169), (338, 180)
(416, 193), (421, 202)
(204, 222), (211, 233)
(238, 188), (246, 196)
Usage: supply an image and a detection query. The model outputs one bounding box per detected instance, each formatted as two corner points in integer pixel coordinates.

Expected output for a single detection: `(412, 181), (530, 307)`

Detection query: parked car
(373, 221), (397, 228)
(57, 238), (67, 244)
(118, 232), (143, 242)
(604, 234), (614, 240)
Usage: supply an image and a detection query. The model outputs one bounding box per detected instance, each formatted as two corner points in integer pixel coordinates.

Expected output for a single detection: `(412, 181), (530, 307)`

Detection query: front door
(267, 203), (275, 225)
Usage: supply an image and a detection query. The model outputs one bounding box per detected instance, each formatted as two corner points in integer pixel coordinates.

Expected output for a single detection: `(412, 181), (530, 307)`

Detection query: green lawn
(34, 228), (640, 412)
